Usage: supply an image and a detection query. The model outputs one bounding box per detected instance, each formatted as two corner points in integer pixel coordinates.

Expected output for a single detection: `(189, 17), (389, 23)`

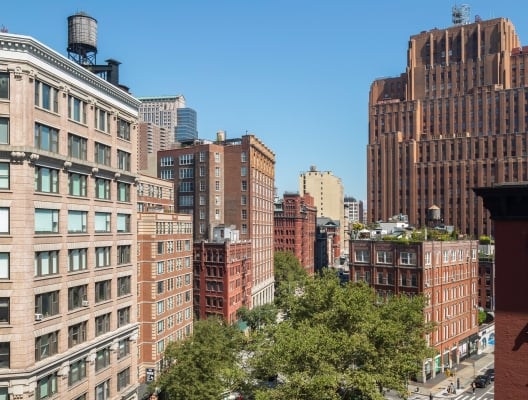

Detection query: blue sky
(2, 1), (527, 201)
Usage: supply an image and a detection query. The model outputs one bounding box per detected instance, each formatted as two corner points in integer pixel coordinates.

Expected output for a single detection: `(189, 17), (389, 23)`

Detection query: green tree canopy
(155, 317), (247, 400)
(274, 251), (308, 309)
(237, 303), (277, 332)
(248, 269), (432, 399)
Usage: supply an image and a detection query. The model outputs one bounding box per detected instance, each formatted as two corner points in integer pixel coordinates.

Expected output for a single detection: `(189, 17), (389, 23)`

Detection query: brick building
(475, 184), (528, 399)
(158, 133), (275, 307)
(368, 16), (528, 238)
(136, 174), (193, 388)
(274, 192), (317, 276)
(193, 227), (252, 323)
(349, 237), (479, 382)
(0, 31), (139, 399)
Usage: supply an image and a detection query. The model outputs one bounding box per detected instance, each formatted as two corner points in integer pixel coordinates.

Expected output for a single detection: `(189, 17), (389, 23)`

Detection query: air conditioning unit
(35, 313), (43, 321)
(82, 300), (89, 307)
(425, 283), (430, 288)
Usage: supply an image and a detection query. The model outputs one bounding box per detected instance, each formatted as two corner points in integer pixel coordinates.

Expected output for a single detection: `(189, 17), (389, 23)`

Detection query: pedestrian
(429, 392), (433, 400)
(472, 381), (476, 393)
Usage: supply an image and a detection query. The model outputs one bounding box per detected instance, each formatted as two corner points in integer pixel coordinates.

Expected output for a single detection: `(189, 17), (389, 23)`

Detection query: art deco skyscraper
(368, 14), (528, 238)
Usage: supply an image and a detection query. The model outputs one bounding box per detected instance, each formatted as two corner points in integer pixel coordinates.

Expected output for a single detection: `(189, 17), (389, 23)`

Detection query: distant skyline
(2, 1), (527, 201)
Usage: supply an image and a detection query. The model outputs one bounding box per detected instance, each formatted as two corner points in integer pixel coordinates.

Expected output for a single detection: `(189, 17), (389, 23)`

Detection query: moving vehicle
(485, 368), (495, 381)
(473, 374), (491, 388)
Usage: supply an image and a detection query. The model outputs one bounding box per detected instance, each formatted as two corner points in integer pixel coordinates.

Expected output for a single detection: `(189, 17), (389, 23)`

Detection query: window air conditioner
(35, 313), (43, 321)
(82, 300), (89, 307)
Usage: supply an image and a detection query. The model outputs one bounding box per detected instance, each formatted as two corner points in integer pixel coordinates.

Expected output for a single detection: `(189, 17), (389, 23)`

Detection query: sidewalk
(408, 346), (494, 399)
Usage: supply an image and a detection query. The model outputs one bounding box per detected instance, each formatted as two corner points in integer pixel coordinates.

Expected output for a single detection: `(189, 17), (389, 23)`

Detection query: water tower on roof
(67, 12), (98, 66)
(452, 4), (470, 26)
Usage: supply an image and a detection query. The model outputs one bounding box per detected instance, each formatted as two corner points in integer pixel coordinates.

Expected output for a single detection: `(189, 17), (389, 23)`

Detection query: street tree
(248, 269), (432, 399)
(154, 317), (248, 400)
(274, 250), (308, 310)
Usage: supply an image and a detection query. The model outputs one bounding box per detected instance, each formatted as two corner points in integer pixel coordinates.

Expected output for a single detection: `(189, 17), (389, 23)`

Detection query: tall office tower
(158, 133), (275, 307)
(299, 166), (346, 256)
(0, 32), (139, 399)
(368, 14), (528, 238)
(344, 196), (363, 224)
(137, 122), (170, 173)
(136, 174), (193, 393)
(175, 108), (198, 143)
(138, 95), (186, 145)
(274, 193), (317, 276)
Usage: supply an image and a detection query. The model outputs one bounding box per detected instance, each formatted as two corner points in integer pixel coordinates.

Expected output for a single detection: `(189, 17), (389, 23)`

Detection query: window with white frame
(425, 252), (432, 265)
(179, 168), (193, 179)
(179, 196), (193, 207)
(400, 252), (417, 265)
(0, 254), (8, 279)
(160, 156), (174, 166)
(214, 152), (220, 163)
(68, 248), (87, 272)
(215, 181), (220, 191)
(355, 250), (370, 263)
(180, 181), (193, 192)
(179, 154), (194, 165)
(377, 250), (393, 264)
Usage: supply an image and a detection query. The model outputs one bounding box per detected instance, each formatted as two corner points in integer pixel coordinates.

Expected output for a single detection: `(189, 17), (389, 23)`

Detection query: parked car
(485, 368), (495, 381)
(474, 374), (491, 388)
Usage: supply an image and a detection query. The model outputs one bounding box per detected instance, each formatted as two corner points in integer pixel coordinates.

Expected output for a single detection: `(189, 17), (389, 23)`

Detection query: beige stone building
(0, 32), (140, 399)
(299, 166), (346, 258)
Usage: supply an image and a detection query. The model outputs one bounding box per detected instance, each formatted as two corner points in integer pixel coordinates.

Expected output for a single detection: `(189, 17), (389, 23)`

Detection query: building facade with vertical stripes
(368, 16), (528, 238)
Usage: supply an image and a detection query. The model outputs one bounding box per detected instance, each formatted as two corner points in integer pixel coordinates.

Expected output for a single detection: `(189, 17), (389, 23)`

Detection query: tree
(274, 251), (308, 309)
(237, 303), (278, 332)
(155, 317), (248, 400)
(248, 269), (432, 399)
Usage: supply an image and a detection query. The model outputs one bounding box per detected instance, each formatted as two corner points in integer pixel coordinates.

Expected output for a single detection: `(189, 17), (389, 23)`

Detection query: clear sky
(2, 1), (527, 201)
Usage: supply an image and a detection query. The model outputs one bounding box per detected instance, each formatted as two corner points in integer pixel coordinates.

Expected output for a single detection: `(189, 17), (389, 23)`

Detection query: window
(157, 261), (164, 274)
(117, 276), (131, 296)
(95, 178), (111, 200)
(67, 95), (87, 123)
(35, 209), (59, 233)
(73, 394), (86, 400)
(0, 163), (9, 189)
(117, 339), (130, 359)
(0, 118), (8, 144)
(157, 281), (164, 294)
(95, 347), (111, 371)
(117, 182), (130, 202)
(241, 151), (247, 162)
(68, 358), (87, 386)
(355, 250), (370, 263)
(377, 251), (393, 264)
(94, 212), (111, 233)
(35, 80), (58, 112)
(0, 72), (9, 99)
(68, 285), (87, 310)
(241, 195), (247, 205)
(117, 118), (130, 140)
(400, 252), (417, 265)
(215, 181), (220, 191)
(0, 298), (9, 324)
(35, 291), (59, 318)
(35, 166), (59, 193)
(36, 373), (58, 400)
(35, 331), (58, 361)
(117, 368), (130, 391)
(68, 248), (87, 272)
(95, 379), (110, 400)
(117, 307), (130, 328)
(68, 322), (87, 348)
(241, 180), (247, 191)
(241, 166), (247, 176)
(157, 300), (164, 314)
(157, 340), (164, 354)
(95, 247), (111, 268)
(0, 342), (8, 368)
(95, 313), (111, 336)
(179, 168), (193, 179)
(68, 211), (87, 233)
(179, 195), (193, 207)
(95, 108), (110, 132)
(241, 209), (247, 219)
(117, 245), (131, 264)
(94, 142), (111, 166)
(68, 134), (88, 160)
(117, 214), (131, 233)
(35, 250), (59, 277)
(179, 181), (194, 192)
(34, 123), (58, 152)
(0, 209), (7, 235)
(117, 150), (131, 171)
(95, 280), (111, 303)
(214, 152), (220, 162)
(69, 173), (87, 197)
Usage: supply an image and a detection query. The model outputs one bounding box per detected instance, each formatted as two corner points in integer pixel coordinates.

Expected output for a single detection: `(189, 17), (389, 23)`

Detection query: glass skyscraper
(175, 107), (198, 142)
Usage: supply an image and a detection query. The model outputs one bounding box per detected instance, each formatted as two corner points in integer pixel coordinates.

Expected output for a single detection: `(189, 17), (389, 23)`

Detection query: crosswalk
(446, 389), (494, 400)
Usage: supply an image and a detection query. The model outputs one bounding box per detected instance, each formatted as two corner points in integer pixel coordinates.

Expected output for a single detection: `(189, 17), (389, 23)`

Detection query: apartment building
(193, 227), (252, 323)
(0, 32), (139, 399)
(274, 192), (317, 276)
(158, 133), (275, 307)
(368, 15), (528, 238)
(299, 166), (346, 256)
(137, 96), (187, 146)
(136, 174), (193, 390)
(137, 122), (170, 173)
(349, 237), (479, 382)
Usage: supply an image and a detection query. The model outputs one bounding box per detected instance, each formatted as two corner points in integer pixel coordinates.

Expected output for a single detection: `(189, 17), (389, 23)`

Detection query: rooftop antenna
(0, 26), (8, 33)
